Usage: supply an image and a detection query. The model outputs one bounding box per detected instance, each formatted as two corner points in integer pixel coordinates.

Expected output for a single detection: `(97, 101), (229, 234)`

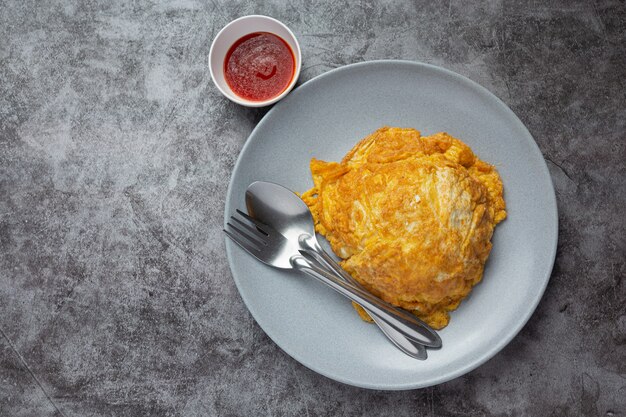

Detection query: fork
(224, 209), (442, 348)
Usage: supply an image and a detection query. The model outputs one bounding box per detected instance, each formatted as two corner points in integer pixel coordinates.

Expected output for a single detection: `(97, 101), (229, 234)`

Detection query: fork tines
(224, 209), (269, 253)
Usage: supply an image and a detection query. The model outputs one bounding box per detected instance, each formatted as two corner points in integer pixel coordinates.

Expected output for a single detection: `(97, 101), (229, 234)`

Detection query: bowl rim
(208, 15), (302, 108)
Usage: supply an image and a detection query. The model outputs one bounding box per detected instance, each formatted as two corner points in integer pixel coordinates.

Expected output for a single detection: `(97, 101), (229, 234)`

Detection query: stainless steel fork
(224, 209), (441, 348)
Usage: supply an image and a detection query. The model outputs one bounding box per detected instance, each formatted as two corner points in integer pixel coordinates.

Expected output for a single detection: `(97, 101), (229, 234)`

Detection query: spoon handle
(299, 236), (440, 348)
(294, 243), (425, 359)
(370, 315), (427, 359)
(290, 255), (440, 348)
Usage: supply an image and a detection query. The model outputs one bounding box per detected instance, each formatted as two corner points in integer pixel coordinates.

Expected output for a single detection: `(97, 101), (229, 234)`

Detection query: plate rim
(223, 59), (559, 390)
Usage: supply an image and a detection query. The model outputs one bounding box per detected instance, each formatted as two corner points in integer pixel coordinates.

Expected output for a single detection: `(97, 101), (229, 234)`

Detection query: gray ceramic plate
(224, 60), (558, 390)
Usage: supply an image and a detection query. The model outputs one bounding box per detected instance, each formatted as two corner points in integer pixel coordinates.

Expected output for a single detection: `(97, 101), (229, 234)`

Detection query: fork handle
(290, 255), (441, 348)
(304, 249), (427, 359)
(299, 235), (439, 349)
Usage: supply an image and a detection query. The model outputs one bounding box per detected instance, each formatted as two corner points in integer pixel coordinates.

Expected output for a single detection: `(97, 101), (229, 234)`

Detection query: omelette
(301, 127), (506, 329)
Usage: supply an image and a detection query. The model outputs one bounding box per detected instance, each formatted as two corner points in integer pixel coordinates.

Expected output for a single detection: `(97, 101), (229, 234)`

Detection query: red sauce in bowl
(224, 32), (295, 102)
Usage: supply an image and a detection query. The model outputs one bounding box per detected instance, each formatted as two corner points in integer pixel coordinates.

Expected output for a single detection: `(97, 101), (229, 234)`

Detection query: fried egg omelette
(301, 127), (506, 329)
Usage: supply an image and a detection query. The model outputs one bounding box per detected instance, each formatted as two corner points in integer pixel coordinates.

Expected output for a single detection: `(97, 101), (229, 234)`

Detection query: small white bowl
(209, 15), (302, 107)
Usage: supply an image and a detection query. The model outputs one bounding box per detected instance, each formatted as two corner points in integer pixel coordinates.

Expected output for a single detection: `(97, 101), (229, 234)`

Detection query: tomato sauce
(224, 32), (295, 102)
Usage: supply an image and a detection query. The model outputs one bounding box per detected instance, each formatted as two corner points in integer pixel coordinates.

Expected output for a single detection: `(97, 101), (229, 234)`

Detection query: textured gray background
(0, 0), (624, 416)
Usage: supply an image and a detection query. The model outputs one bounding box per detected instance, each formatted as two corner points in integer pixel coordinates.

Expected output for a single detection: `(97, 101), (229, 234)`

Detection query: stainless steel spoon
(225, 209), (440, 352)
(245, 181), (441, 356)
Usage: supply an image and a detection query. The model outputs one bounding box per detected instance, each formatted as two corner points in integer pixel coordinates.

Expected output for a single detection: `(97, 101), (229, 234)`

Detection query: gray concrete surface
(1, 0), (624, 416)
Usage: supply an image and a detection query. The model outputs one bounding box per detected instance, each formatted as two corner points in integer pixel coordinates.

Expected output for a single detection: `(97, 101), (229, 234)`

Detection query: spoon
(245, 181), (442, 357)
